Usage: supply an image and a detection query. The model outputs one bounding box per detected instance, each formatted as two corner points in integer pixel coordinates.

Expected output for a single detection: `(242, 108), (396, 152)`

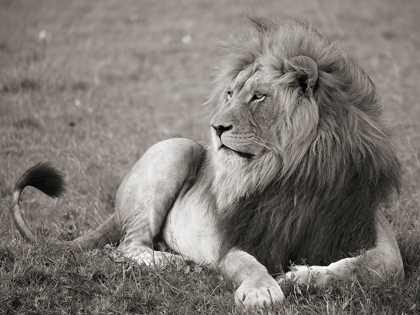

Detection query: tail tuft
(15, 162), (65, 198)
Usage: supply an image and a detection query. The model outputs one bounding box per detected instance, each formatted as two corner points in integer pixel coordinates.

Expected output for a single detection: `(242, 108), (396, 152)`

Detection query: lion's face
(207, 48), (321, 208)
(208, 65), (286, 208)
(210, 66), (278, 164)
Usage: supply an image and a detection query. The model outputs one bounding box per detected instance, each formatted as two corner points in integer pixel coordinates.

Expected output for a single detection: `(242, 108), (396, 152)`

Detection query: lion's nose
(212, 124), (233, 138)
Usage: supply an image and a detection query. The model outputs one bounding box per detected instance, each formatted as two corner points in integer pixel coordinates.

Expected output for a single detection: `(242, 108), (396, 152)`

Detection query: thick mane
(210, 18), (401, 273)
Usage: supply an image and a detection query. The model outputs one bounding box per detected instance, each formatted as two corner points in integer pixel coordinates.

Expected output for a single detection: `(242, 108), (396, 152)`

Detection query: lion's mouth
(221, 145), (254, 159)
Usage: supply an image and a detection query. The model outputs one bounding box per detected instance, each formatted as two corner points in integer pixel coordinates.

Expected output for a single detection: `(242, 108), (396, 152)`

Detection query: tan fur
(11, 18), (404, 309)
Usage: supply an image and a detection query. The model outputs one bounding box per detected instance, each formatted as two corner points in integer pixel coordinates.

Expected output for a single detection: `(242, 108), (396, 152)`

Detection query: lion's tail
(11, 162), (121, 251)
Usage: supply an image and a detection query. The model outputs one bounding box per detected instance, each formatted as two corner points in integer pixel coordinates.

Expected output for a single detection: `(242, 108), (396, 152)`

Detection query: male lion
(11, 18), (404, 307)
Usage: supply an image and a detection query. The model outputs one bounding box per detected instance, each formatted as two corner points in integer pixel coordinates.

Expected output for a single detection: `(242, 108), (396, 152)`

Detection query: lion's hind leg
(115, 138), (204, 267)
(117, 216), (185, 267)
(280, 210), (404, 286)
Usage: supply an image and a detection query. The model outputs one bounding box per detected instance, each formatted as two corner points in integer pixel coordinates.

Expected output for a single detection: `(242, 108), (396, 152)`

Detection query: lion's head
(206, 18), (401, 272)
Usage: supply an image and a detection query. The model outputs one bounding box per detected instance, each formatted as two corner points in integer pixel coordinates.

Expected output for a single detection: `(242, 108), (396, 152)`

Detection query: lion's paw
(131, 250), (185, 268)
(282, 265), (330, 286)
(235, 278), (285, 308)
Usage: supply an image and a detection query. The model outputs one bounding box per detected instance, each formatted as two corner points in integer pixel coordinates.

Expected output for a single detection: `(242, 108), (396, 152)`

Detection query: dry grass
(1, 0), (420, 313)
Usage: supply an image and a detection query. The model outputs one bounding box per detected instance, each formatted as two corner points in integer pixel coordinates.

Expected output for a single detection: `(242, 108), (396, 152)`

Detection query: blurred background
(0, 0), (419, 266)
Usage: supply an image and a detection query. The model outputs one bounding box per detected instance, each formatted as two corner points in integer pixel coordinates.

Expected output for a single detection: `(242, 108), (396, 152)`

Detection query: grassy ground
(1, 0), (420, 313)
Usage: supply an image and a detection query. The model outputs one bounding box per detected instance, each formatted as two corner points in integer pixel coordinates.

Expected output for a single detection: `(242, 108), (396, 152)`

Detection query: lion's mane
(206, 18), (400, 273)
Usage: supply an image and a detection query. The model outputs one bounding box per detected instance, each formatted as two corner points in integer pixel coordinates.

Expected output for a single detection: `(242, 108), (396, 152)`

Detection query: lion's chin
(219, 145), (254, 160)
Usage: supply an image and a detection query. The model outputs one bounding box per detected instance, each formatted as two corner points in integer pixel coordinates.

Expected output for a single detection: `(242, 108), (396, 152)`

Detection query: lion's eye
(251, 92), (266, 102)
(226, 91), (233, 100)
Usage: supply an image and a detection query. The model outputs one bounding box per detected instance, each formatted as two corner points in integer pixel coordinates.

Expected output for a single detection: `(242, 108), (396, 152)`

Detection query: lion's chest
(162, 185), (220, 265)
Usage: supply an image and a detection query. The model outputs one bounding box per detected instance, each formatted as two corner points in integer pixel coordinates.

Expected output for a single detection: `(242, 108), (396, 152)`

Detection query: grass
(1, 0), (420, 313)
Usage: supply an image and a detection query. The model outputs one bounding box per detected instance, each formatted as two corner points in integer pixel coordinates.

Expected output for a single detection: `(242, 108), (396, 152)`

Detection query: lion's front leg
(115, 138), (204, 267)
(219, 249), (284, 307)
(280, 257), (359, 286)
(280, 210), (404, 286)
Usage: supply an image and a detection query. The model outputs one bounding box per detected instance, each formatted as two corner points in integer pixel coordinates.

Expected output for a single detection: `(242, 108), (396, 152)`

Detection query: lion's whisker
(254, 137), (274, 152)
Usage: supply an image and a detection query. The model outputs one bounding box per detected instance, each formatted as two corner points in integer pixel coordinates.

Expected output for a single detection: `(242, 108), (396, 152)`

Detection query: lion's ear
(284, 56), (318, 96)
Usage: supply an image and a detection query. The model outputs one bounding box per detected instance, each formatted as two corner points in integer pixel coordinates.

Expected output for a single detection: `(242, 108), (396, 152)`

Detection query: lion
(11, 18), (404, 308)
